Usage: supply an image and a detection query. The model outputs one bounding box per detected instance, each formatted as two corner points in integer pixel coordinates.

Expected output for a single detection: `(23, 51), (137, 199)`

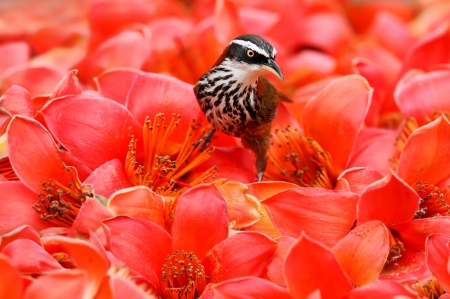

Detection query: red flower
(213, 233), (417, 299)
(102, 183), (278, 298)
(357, 170), (450, 280)
(39, 71), (252, 196)
(0, 115), (106, 233)
(267, 75), (374, 187)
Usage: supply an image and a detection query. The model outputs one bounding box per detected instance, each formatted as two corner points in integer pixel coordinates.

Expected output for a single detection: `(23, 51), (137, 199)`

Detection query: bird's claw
(194, 128), (216, 152)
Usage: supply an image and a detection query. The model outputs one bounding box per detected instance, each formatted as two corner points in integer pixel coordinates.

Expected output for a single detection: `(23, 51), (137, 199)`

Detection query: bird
(193, 34), (286, 182)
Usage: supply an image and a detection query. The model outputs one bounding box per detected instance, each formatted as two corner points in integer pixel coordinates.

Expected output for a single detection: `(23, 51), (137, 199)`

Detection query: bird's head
(214, 34), (283, 86)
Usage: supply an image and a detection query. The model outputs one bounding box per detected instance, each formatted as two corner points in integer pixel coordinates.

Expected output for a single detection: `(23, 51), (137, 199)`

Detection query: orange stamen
(267, 126), (337, 189)
(414, 180), (450, 217)
(125, 113), (216, 196)
(414, 276), (446, 299)
(33, 165), (93, 227)
(161, 250), (209, 299)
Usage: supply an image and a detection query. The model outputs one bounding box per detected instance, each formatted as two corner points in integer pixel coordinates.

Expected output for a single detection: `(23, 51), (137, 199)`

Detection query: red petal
(263, 188), (358, 248)
(0, 225), (41, 252)
(426, 234), (450, 292)
(294, 13), (354, 57)
(203, 232), (278, 283)
(395, 69), (450, 126)
(0, 42), (29, 74)
(352, 58), (388, 127)
(42, 236), (109, 297)
(108, 186), (165, 228)
(88, 0), (153, 44)
(391, 217), (450, 251)
(214, 180), (263, 229)
(265, 236), (296, 285)
(400, 25), (450, 77)
(40, 95), (142, 170)
(0, 85), (32, 117)
(343, 280), (416, 299)
(50, 70), (82, 99)
(2, 65), (65, 97)
(246, 181), (299, 202)
(380, 242), (429, 281)
(2, 239), (64, 274)
(336, 167), (383, 194)
(0, 181), (51, 234)
(212, 277), (290, 299)
(242, 203), (283, 239)
(125, 73), (204, 131)
(214, 0), (245, 45)
(148, 18), (194, 52)
(58, 149), (93, 182)
(332, 221), (390, 286)
(357, 171), (419, 226)
(238, 8), (279, 36)
(102, 216), (171, 291)
(347, 128), (398, 175)
(397, 115), (450, 186)
(368, 11), (414, 58)
(83, 159), (132, 199)
(171, 183), (228, 260)
(23, 270), (86, 299)
(302, 75), (372, 174)
(7, 116), (77, 193)
(284, 234), (353, 299)
(89, 231), (110, 269)
(288, 77), (339, 119)
(109, 275), (159, 299)
(94, 67), (142, 105)
(0, 254), (23, 299)
(82, 26), (150, 80)
(190, 147), (256, 184)
(67, 198), (113, 238)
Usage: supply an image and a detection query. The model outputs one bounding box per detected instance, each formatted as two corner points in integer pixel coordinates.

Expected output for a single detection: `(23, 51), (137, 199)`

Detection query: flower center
(267, 126), (337, 188)
(386, 231), (405, 264)
(33, 165), (93, 227)
(414, 276), (446, 299)
(125, 113), (216, 196)
(414, 180), (450, 217)
(161, 250), (208, 299)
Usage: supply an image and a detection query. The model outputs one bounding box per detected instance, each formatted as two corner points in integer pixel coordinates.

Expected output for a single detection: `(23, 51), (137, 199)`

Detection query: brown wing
(255, 76), (283, 124)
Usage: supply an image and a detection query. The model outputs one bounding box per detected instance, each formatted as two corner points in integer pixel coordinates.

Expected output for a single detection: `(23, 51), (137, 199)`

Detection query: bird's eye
(246, 49), (255, 58)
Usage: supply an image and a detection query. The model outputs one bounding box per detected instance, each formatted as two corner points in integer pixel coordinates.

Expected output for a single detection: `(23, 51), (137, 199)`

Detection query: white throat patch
(230, 39), (271, 58)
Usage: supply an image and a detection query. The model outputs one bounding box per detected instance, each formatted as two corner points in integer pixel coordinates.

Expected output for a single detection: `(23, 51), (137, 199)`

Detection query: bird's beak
(261, 58), (283, 80)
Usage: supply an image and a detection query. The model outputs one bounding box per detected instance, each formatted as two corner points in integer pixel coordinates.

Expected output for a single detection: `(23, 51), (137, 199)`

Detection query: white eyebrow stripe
(230, 40), (270, 58)
(272, 47), (277, 57)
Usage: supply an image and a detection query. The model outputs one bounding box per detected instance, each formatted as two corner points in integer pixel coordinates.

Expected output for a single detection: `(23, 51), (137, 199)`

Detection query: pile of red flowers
(1, 0), (450, 298)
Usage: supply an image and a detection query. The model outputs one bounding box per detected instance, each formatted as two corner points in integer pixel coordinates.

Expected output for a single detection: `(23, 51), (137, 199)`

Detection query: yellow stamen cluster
(125, 113), (216, 196)
(267, 126), (337, 189)
(161, 250), (208, 299)
(414, 276), (446, 299)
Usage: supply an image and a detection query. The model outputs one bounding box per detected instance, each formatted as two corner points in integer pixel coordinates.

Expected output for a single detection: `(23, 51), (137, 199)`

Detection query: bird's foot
(194, 128), (216, 152)
(257, 172), (264, 182)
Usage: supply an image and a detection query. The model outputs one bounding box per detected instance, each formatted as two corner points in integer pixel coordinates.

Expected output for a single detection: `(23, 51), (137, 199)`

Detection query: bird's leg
(193, 128), (216, 152)
(256, 153), (267, 182)
(242, 134), (270, 182)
